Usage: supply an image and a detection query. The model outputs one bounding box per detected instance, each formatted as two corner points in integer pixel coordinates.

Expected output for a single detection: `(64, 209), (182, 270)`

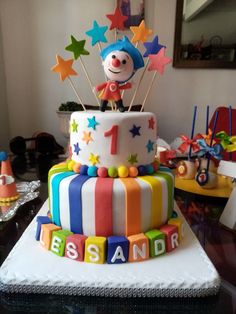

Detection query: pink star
(106, 6), (128, 30)
(148, 48), (172, 75)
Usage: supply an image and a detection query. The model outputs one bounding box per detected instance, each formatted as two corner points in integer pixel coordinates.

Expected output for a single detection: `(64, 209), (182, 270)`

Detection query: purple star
(129, 124), (141, 137)
(143, 36), (165, 57)
(74, 142), (81, 155)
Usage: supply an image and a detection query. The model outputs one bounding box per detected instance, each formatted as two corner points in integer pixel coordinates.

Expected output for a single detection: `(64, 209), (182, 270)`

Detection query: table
(0, 153), (236, 313)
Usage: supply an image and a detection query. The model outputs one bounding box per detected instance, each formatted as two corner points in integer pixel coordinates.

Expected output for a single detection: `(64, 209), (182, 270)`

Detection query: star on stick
(130, 20), (152, 44)
(106, 6), (128, 30)
(85, 21), (108, 46)
(143, 36), (165, 57)
(148, 47), (172, 75)
(65, 35), (89, 60)
(51, 55), (77, 81)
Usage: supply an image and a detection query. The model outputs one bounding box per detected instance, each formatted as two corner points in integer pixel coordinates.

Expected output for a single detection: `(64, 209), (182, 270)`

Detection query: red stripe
(95, 177), (114, 236)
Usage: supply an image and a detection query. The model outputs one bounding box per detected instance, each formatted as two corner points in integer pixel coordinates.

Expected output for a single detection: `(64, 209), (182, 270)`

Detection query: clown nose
(112, 58), (121, 68)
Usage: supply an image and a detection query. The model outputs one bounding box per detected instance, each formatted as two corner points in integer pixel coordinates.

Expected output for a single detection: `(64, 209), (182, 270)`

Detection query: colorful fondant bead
(128, 233), (149, 262)
(51, 230), (73, 257)
(80, 165), (89, 175)
(160, 224), (179, 253)
(97, 167), (108, 177)
(168, 217), (184, 241)
(118, 166), (129, 178)
(146, 164), (154, 175)
(72, 163), (81, 173)
(84, 236), (106, 264)
(40, 224), (61, 250)
(108, 166), (118, 178)
(65, 234), (87, 261)
(138, 165), (146, 176)
(129, 166), (138, 177)
(107, 236), (129, 264)
(145, 229), (166, 257)
(68, 160), (75, 170)
(87, 166), (98, 177)
(35, 216), (52, 241)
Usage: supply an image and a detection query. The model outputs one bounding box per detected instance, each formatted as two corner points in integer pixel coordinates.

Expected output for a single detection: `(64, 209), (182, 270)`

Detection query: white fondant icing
(87, 244), (99, 262)
(171, 233), (179, 249)
(81, 178), (97, 236)
(70, 111), (157, 167)
(111, 246), (126, 263)
(59, 174), (77, 230)
(133, 243), (146, 260)
(66, 242), (79, 260)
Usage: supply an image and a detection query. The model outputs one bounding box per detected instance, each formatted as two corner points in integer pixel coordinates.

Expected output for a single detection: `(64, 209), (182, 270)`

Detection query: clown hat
(0, 151), (19, 202)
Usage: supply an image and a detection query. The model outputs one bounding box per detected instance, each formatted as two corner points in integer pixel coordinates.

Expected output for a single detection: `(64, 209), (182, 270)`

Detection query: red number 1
(104, 125), (118, 155)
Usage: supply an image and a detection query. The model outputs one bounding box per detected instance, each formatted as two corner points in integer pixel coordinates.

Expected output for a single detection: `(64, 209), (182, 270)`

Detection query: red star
(106, 6), (128, 30)
(148, 48), (172, 75)
(148, 117), (155, 129)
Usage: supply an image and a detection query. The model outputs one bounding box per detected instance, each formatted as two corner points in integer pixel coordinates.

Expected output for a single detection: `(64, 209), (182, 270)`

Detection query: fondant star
(129, 124), (141, 137)
(143, 36), (165, 57)
(82, 131), (93, 144)
(146, 140), (154, 153)
(65, 35), (90, 60)
(128, 153), (138, 165)
(87, 116), (99, 130)
(89, 153), (100, 165)
(71, 119), (78, 132)
(51, 55), (77, 81)
(148, 117), (155, 129)
(130, 20), (152, 44)
(148, 48), (172, 75)
(85, 21), (108, 46)
(106, 6), (128, 30)
(74, 142), (81, 155)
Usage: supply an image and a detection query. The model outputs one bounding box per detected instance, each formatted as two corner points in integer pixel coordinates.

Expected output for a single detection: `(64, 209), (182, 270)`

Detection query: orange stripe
(120, 178), (141, 236)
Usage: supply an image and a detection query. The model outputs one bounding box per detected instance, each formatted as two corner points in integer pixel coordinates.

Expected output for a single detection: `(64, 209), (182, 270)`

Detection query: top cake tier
(70, 111), (157, 168)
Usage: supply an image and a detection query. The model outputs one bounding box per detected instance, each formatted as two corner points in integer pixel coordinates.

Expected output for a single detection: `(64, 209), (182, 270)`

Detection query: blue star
(85, 21), (108, 46)
(143, 36), (165, 57)
(146, 140), (154, 153)
(87, 116), (99, 130)
(129, 124), (141, 137)
(74, 142), (81, 155)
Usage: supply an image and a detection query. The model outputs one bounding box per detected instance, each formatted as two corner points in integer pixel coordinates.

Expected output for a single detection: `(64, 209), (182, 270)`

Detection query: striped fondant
(95, 178), (114, 237)
(49, 170), (174, 237)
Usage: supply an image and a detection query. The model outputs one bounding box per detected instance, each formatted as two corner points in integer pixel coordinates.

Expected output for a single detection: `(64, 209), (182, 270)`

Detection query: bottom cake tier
(48, 165), (174, 237)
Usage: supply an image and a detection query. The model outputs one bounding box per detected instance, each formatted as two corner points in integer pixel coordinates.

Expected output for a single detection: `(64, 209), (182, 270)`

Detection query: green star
(71, 119), (78, 132)
(127, 153), (138, 165)
(65, 35), (90, 60)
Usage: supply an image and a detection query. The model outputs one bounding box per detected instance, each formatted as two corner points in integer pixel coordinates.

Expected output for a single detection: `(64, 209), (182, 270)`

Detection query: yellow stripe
(140, 176), (162, 229)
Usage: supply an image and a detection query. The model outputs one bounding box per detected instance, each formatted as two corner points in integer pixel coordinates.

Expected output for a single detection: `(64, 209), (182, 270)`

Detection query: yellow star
(82, 131), (93, 144)
(70, 119), (78, 132)
(89, 153), (100, 165)
(130, 20), (152, 44)
(51, 54), (77, 81)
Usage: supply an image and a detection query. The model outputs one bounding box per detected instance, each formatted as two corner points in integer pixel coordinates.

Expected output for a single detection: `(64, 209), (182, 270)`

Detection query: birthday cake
(35, 7), (185, 265)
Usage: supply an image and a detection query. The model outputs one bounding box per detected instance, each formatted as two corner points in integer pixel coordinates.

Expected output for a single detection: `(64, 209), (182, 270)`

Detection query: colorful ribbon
(178, 134), (202, 154)
(216, 131), (236, 152)
(196, 139), (222, 160)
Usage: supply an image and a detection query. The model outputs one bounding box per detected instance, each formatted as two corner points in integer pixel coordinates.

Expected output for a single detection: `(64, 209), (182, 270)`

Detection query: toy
(96, 36), (144, 112)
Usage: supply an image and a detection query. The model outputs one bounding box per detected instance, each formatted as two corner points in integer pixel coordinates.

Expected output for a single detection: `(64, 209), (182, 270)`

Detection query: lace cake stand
(0, 201), (220, 297)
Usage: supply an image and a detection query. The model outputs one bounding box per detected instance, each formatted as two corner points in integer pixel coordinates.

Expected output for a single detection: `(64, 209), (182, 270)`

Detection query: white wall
(0, 0), (235, 148)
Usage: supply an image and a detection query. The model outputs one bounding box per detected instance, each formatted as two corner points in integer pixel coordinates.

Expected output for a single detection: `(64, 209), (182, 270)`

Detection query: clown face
(102, 50), (134, 83)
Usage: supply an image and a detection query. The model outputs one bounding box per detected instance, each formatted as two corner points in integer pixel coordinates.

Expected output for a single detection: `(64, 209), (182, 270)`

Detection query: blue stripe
(69, 175), (91, 234)
(51, 172), (74, 225)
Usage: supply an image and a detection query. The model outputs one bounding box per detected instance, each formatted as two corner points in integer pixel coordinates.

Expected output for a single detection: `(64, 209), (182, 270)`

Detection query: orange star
(130, 20), (152, 44)
(82, 131), (93, 144)
(51, 54), (77, 81)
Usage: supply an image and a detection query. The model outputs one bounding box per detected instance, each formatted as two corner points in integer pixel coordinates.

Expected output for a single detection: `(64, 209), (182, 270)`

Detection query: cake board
(0, 201), (220, 298)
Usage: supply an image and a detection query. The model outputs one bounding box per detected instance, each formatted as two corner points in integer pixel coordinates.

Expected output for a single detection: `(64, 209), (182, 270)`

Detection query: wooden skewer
(68, 77), (86, 111)
(140, 71), (157, 112)
(79, 57), (100, 106)
(128, 59), (150, 112)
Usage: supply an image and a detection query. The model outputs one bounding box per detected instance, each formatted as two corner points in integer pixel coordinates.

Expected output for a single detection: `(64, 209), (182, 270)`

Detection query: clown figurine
(96, 36), (144, 112)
